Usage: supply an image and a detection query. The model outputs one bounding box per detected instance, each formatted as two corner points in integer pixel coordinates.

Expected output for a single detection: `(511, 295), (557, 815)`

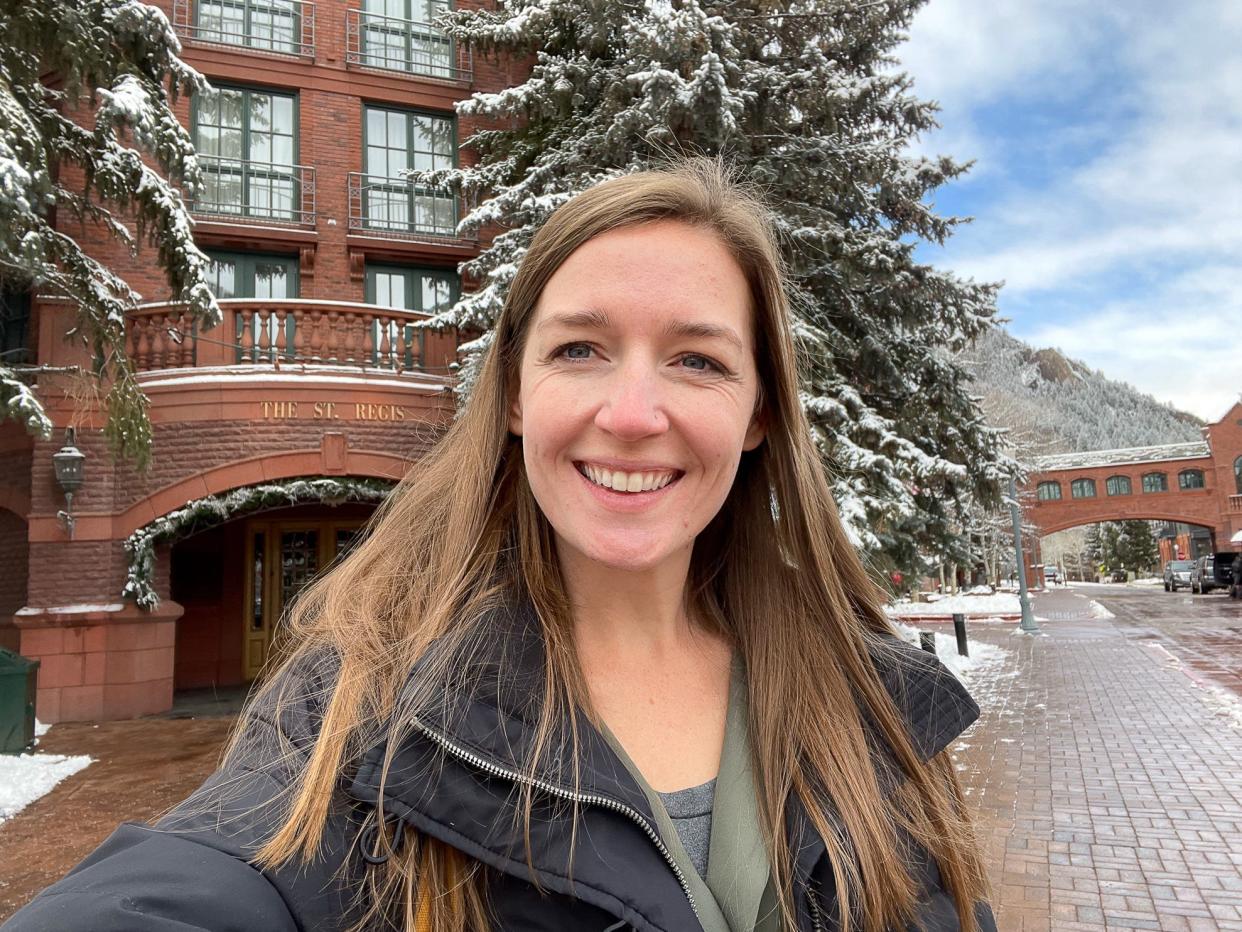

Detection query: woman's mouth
(574, 462), (682, 494)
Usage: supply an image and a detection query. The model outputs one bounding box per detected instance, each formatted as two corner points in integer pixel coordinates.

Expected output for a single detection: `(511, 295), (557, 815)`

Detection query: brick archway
(115, 449), (408, 537)
(0, 485), (30, 520)
(1036, 513), (1219, 538)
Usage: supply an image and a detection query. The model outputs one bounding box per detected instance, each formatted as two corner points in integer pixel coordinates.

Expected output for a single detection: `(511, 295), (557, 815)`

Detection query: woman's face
(511, 220), (766, 575)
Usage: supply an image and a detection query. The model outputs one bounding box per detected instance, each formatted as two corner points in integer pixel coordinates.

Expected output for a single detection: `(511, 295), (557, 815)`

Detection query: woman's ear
(743, 406), (766, 451)
(509, 395), (523, 437)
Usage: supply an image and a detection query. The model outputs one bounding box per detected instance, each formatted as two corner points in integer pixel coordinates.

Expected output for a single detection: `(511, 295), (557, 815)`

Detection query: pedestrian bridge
(1019, 400), (1242, 553)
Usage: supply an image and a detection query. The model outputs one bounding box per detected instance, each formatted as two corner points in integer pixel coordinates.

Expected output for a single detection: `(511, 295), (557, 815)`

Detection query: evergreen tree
(416, 0), (1012, 573)
(0, 0), (219, 466)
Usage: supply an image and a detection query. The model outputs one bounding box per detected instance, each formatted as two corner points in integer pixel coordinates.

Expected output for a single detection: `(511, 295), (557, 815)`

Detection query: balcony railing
(188, 155), (316, 227)
(173, 0), (316, 58)
(128, 300), (442, 373)
(345, 9), (471, 83)
(1230, 494), (1242, 514)
(347, 172), (471, 244)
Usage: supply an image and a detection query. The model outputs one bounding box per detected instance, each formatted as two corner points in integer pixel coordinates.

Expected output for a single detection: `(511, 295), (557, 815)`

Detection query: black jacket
(5, 605), (996, 932)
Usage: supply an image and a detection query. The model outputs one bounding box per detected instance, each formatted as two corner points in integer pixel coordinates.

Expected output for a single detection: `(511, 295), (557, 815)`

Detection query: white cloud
(900, 0), (1242, 419)
(1016, 268), (1242, 422)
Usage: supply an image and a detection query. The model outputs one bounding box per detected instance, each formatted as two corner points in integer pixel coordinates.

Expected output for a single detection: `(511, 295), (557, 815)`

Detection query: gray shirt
(656, 777), (717, 878)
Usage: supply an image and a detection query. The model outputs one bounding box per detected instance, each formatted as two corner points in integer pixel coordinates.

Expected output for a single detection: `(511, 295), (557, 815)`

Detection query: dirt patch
(0, 716), (234, 923)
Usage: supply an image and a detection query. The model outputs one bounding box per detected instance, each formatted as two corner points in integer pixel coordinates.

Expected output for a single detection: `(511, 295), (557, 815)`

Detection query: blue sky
(899, 0), (1242, 423)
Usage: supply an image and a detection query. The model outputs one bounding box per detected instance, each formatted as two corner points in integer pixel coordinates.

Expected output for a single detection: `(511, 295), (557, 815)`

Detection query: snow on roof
(1034, 440), (1211, 472)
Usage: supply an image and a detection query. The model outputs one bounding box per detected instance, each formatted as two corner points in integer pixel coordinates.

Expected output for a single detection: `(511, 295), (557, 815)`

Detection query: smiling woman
(4, 159), (994, 932)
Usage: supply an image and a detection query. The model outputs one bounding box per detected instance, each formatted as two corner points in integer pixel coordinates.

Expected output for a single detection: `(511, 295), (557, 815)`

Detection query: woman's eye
(679, 354), (717, 372)
(560, 343), (593, 360)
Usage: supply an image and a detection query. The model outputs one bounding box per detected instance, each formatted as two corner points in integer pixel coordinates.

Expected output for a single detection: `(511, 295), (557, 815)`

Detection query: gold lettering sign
(260, 400), (408, 421)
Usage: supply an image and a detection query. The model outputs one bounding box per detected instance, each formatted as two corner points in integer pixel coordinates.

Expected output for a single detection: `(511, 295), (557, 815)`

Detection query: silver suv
(1163, 560), (1194, 592)
(1192, 554), (1220, 594)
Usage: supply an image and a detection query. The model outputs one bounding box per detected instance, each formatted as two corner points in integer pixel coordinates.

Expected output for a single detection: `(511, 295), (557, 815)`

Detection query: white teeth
(579, 464), (676, 494)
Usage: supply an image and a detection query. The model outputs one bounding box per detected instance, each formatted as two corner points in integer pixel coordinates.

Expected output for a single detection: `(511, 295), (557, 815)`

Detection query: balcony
(188, 156), (316, 227)
(347, 173), (472, 246)
(127, 300), (451, 373)
(1230, 494), (1242, 514)
(345, 9), (471, 83)
(173, 0), (316, 58)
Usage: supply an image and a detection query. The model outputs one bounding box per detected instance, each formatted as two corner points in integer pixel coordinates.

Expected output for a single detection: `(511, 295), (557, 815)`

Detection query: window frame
(358, 0), (454, 78)
(204, 251), (299, 363)
(1141, 471), (1169, 494)
(194, 0), (304, 55)
(1105, 475), (1132, 496)
(363, 263), (458, 369)
(1177, 469), (1205, 491)
(191, 84), (300, 221)
(1070, 478), (1096, 499)
(1036, 481), (1062, 501)
(0, 288), (32, 366)
(360, 103), (458, 236)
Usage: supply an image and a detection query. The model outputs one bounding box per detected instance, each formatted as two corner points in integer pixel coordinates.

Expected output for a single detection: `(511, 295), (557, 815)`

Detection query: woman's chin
(567, 534), (687, 574)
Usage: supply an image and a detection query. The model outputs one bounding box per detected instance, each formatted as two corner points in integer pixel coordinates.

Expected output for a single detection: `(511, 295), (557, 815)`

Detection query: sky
(899, 0), (1242, 424)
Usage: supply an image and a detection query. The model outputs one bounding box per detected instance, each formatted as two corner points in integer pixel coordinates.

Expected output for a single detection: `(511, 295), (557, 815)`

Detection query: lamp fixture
(53, 427), (85, 539)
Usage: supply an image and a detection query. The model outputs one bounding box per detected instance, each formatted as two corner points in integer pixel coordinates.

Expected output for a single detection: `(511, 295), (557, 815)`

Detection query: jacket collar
(347, 599), (980, 931)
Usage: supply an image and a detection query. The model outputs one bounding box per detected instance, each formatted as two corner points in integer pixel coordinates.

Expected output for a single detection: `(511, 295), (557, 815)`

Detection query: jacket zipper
(807, 887), (826, 932)
(412, 719), (700, 924)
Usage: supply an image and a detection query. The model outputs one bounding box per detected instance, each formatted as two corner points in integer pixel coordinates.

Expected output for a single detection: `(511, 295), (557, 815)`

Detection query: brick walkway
(944, 591), (1242, 931)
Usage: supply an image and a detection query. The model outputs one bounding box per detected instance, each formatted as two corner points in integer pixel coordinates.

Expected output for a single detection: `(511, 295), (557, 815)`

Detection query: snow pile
(890, 621), (1013, 689)
(0, 752), (92, 823)
(1086, 600), (1116, 619)
(886, 592), (1020, 617)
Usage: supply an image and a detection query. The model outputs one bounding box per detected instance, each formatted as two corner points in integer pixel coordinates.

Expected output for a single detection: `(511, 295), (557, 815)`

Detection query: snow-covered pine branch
(0, 0), (218, 468)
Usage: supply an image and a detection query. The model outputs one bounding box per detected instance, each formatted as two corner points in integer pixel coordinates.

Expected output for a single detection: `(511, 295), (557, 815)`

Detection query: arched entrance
(170, 501), (377, 691)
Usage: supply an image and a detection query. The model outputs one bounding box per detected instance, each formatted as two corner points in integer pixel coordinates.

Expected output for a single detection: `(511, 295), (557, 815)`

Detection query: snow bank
(886, 592), (1020, 616)
(0, 752), (92, 823)
(890, 621), (1012, 686)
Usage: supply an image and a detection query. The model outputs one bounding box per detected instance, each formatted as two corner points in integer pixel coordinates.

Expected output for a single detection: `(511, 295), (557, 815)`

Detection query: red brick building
(1022, 400), (1242, 567)
(0, 0), (521, 722)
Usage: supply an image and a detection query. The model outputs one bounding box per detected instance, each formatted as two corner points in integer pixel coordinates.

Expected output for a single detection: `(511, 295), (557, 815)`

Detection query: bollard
(952, 613), (969, 657)
(919, 631), (936, 654)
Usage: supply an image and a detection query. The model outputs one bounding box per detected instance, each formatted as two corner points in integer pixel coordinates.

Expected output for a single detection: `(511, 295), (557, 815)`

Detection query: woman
(5, 159), (993, 932)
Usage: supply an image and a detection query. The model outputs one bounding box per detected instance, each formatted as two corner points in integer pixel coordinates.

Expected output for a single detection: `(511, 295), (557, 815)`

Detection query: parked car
(1190, 552), (1238, 594)
(1163, 560), (1194, 591)
(1043, 565), (1063, 586)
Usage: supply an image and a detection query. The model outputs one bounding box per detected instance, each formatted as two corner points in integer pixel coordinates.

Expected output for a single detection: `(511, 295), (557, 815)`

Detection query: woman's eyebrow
(538, 308), (612, 332)
(662, 319), (743, 349)
(538, 309), (742, 350)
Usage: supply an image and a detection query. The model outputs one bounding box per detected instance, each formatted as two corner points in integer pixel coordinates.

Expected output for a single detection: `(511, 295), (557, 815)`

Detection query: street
(949, 583), (1242, 931)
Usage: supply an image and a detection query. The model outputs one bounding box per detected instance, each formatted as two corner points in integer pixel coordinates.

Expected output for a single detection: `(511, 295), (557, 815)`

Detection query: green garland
(122, 477), (395, 609)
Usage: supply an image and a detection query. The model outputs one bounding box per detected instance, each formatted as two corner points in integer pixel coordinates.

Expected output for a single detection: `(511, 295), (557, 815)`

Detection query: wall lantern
(53, 427), (86, 539)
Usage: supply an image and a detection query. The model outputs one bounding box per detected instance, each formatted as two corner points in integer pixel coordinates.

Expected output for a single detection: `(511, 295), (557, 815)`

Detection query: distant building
(0, 0), (524, 722)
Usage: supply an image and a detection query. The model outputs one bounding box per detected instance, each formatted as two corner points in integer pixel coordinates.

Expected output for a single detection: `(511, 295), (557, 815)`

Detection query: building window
(1236, 456), (1242, 495)
(205, 252), (298, 362)
(1105, 475), (1131, 496)
(360, 106), (456, 236)
(193, 87), (300, 222)
(357, 0), (455, 79)
(1141, 472), (1168, 493)
(1036, 481), (1061, 501)
(365, 264), (457, 368)
(205, 252), (298, 299)
(194, 0), (308, 56)
(1177, 469), (1205, 490)
(1070, 478), (1096, 499)
(0, 289), (31, 366)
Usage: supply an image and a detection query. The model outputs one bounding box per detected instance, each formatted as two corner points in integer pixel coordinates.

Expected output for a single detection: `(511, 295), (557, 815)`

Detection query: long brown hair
(239, 156), (987, 932)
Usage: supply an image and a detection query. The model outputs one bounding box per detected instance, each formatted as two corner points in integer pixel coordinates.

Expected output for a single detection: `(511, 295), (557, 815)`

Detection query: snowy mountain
(958, 327), (1203, 462)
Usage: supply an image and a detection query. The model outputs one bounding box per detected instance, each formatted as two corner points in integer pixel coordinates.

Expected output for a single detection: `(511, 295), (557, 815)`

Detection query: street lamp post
(1008, 476), (1040, 633)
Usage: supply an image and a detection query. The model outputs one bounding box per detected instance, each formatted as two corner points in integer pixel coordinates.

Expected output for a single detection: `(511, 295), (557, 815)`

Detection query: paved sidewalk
(941, 591), (1242, 931)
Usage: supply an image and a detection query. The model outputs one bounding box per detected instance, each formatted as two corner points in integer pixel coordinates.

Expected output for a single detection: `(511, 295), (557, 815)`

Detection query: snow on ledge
(16, 603), (125, 615)
(1034, 440), (1210, 471)
(886, 592), (1021, 617)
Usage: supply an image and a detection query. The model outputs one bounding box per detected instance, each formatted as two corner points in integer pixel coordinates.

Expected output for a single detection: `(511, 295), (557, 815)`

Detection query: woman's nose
(593, 366), (669, 440)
